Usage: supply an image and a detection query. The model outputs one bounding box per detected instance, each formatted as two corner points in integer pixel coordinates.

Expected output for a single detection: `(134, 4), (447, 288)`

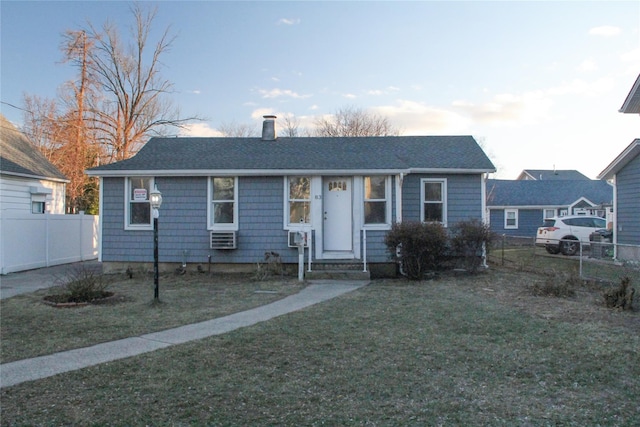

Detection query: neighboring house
(86, 115), (496, 276)
(596, 73), (640, 262)
(598, 140), (640, 261)
(0, 114), (67, 214)
(516, 169), (590, 181)
(618, 73), (640, 114)
(1, 115), (98, 274)
(486, 179), (613, 238)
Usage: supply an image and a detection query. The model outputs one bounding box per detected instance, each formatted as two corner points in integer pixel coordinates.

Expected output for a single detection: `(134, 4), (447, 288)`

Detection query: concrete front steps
(304, 261), (371, 281)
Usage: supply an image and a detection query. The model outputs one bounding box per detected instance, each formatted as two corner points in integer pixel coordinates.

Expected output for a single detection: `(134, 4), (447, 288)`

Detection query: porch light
(150, 184), (162, 301)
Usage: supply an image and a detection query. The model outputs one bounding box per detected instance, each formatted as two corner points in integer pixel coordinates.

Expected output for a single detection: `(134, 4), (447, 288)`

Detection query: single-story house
(597, 140), (640, 261)
(86, 116), (496, 277)
(516, 169), (590, 181)
(486, 178), (613, 238)
(0, 114), (67, 214)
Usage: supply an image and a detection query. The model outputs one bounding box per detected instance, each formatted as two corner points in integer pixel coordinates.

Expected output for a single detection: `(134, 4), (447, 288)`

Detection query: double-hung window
(421, 178), (447, 225)
(209, 177), (238, 230)
(505, 209), (518, 229)
(287, 176), (311, 225)
(126, 177), (153, 229)
(543, 209), (556, 220)
(364, 176), (390, 227)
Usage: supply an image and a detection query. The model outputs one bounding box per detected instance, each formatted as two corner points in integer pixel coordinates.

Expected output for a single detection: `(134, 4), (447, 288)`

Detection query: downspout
(612, 176), (618, 260)
(98, 177), (104, 262)
(481, 173), (489, 268)
(395, 173), (404, 223)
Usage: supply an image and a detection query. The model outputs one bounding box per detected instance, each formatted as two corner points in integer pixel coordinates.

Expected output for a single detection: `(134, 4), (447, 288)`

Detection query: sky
(1, 0), (639, 179)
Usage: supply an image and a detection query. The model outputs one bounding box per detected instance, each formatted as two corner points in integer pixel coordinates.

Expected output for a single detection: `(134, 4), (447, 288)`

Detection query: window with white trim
(505, 209), (518, 229)
(543, 209), (556, 220)
(209, 177), (238, 230)
(126, 177), (153, 229)
(287, 176), (311, 225)
(364, 176), (390, 226)
(421, 179), (447, 225)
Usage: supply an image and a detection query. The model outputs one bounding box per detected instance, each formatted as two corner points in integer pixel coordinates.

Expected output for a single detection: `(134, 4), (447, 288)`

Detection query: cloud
(451, 91), (553, 126)
(258, 88), (311, 99)
(577, 59), (597, 72)
(186, 90), (201, 95)
(546, 77), (615, 97)
(342, 93), (357, 99)
(179, 123), (223, 137)
(277, 18), (300, 25)
(371, 100), (471, 134)
(366, 86), (400, 96)
(589, 25), (621, 37)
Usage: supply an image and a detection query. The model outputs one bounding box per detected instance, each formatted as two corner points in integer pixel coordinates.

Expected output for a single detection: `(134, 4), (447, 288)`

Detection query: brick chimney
(262, 115), (277, 141)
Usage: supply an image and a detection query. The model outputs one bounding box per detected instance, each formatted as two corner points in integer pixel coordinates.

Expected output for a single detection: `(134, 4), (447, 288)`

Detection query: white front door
(323, 177), (353, 252)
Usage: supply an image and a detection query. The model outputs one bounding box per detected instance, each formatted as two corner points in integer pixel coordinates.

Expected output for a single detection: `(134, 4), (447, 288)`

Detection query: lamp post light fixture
(150, 185), (163, 301)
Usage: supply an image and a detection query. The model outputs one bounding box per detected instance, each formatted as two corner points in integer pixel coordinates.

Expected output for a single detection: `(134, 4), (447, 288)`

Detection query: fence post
(579, 241), (583, 278)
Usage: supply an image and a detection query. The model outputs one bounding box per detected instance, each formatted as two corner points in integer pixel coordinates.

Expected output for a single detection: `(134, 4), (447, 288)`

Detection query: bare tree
(313, 106), (400, 137)
(84, 4), (199, 161)
(21, 95), (62, 160)
(280, 113), (301, 137)
(218, 120), (258, 137)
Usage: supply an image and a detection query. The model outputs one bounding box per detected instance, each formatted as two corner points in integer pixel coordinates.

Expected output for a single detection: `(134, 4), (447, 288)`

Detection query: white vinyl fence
(0, 212), (98, 274)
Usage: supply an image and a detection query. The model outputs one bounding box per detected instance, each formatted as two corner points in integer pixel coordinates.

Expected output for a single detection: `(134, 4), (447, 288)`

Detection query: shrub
(46, 267), (110, 304)
(254, 251), (284, 280)
(531, 272), (578, 297)
(450, 219), (494, 273)
(603, 277), (635, 310)
(384, 221), (449, 280)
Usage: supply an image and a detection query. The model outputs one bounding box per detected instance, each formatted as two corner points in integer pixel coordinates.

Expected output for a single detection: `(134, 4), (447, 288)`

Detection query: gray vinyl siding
(101, 176), (297, 265)
(101, 173), (483, 266)
(489, 208), (544, 238)
(236, 176), (298, 263)
(402, 173), (483, 225)
(616, 153), (640, 246)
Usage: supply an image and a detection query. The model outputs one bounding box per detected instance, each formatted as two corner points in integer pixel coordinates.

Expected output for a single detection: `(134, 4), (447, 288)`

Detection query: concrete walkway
(0, 279), (368, 388)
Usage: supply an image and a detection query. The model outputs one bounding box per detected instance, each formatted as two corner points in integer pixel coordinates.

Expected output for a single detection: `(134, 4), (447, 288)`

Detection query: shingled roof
(516, 169), (590, 181)
(487, 179), (613, 207)
(87, 135), (496, 176)
(0, 115), (67, 181)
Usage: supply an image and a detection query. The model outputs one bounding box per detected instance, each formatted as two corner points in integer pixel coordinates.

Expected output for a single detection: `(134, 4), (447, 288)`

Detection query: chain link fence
(488, 234), (640, 284)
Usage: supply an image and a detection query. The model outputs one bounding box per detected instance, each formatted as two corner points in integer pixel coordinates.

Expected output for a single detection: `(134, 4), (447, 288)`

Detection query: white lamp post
(150, 185), (163, 301)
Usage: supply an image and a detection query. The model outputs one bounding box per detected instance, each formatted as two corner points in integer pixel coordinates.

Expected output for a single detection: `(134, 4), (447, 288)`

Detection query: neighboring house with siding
(0, 115), (98, 274)
(597, 73), (640, 261)
(86, 115), (495, 277)
(0, 114), (67, 214)
(486, 179), (613, 239)
(598, 140), (640, 261)
(516, 169), (590, 181)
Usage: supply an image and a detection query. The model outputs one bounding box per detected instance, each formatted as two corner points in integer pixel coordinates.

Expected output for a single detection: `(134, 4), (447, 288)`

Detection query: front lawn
(1, 267), (638, 425)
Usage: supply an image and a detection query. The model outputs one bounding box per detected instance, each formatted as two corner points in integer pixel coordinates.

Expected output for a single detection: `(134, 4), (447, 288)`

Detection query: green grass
(1, 270), (638, 426)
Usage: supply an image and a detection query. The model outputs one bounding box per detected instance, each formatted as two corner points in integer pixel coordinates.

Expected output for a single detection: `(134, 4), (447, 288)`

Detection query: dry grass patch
(0, 272), (304, 363)
(1, 267), (639, 425)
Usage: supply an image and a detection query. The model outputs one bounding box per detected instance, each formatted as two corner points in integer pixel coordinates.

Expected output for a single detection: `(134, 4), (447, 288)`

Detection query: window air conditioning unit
(210, 231), (237, 249)
(288, 230), (308, 248)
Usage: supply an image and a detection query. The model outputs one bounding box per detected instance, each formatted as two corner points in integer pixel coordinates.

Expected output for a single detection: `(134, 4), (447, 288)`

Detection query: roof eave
(597, 140), (640, 180)
(1, 171), (70, 183)
(87, 167), (496, 177)
(619, 74), (640, 113)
